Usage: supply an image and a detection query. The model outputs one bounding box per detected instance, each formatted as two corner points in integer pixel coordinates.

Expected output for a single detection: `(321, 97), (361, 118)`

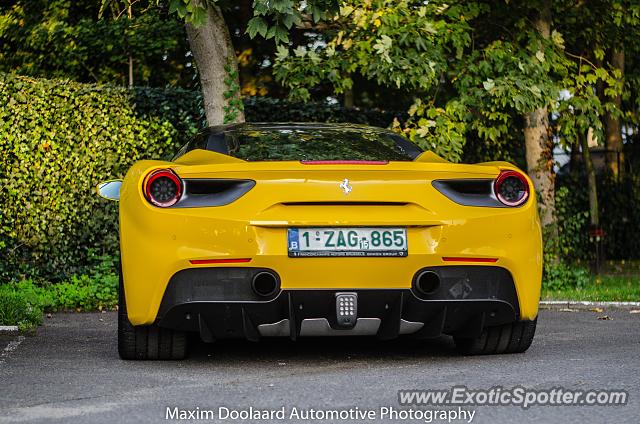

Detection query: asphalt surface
(0, 309), (638, 423)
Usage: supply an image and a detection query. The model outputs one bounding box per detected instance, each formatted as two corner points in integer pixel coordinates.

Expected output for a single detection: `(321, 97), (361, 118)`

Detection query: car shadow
(185, 334), (459, 363)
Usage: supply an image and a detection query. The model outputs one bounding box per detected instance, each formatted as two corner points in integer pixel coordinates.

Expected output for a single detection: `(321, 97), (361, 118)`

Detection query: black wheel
(118, 268), (187, 360)
(454, 318), (537, 355)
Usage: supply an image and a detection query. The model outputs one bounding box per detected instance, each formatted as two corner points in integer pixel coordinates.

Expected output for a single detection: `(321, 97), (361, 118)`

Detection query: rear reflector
(442, 257), (498, 263)
(190, 258), (252, 265)
(300, 160), (388, 165)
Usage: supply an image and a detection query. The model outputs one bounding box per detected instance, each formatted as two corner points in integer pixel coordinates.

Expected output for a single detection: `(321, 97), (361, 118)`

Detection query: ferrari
(97, 123), (542, 360)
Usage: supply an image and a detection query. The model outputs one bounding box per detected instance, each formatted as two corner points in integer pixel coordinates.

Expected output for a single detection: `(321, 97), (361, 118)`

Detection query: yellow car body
(104, 123), (542, 359)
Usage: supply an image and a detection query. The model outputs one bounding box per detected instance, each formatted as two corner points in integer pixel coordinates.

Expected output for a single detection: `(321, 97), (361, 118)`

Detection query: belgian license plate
(287, 228), (408, 257)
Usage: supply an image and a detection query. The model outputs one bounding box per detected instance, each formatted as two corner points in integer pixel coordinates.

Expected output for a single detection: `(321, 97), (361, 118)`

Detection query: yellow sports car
(97, 123), (541, 360)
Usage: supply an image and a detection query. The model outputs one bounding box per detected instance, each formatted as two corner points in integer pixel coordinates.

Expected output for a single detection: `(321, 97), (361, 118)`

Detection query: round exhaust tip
(414, 270), (441, 296)
(251, 271), (279, 297)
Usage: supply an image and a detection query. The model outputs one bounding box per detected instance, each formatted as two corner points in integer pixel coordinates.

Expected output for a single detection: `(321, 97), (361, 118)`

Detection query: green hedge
(0, 74), (203, 282)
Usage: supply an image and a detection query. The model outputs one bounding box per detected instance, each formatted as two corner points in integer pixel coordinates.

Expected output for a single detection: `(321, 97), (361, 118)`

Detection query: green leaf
(274, 25), (290, 44)
(528, 85), (541, 98)
(246, 17), (268, 39)
(189, 6), (207, 27)
(275, 45), (290, 60)
(168, 0), (187, 18)
(293, 46), (307, 57)
(551, 30), (564, 49)
(594, 48), (605, 61)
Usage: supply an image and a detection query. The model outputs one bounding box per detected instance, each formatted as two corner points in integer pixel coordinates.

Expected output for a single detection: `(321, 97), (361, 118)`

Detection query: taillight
(494, 170), (529, 207)
(144, 169), (182, 207)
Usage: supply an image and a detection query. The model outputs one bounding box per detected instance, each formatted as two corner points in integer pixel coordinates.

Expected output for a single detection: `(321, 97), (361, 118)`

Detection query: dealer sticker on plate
(287, 227), (408, 257)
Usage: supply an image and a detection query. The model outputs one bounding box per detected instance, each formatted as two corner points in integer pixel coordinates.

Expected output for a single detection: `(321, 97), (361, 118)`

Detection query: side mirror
(96, 180), (122, 201)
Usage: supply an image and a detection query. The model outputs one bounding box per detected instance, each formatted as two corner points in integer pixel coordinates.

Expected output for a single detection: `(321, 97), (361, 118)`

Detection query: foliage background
(0, 0), (196, 87)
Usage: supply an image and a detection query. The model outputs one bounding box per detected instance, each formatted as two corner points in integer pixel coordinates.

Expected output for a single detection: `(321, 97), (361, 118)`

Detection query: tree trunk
(524, 1), (556, 230)
(604, 47), (624, 177)
(344, 86), (354, 108)
(128, 54), (133, 88)
(186, 5), (244, 125)
(582, 130), (599, 228)
(569, 140), (581, 174)
(127, 3), (133, 88)
(524, 109), (555, 227)
(581, 130), (601, 272)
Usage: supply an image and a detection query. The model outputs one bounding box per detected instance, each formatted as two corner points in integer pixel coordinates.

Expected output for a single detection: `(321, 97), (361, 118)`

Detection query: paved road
(0, 309), (638, 423)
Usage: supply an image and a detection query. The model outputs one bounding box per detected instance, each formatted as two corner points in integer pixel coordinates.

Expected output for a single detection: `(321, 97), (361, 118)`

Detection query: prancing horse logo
(339, 178), (352, 195)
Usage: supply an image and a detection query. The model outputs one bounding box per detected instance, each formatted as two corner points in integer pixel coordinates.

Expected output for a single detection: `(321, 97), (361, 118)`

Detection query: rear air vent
(432, 179), (505, 208)
(173, 179), (255, 208)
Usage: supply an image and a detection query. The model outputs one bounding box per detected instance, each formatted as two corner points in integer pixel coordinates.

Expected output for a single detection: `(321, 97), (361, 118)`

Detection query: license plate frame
(287, 227), (408, 258)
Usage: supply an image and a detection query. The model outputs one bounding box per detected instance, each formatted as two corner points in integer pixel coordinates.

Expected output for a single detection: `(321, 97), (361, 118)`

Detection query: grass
(542, 275), (640, 302)
(0, 269), (118, 331)
(0, 286), (44, 331)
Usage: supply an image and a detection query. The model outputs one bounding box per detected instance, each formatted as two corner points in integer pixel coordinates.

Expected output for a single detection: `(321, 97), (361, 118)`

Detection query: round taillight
(494, 170), (529, 207)
(144, 169), (182, 207)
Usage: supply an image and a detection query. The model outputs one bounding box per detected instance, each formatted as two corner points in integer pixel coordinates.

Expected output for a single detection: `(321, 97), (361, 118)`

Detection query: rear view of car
(97, 123), (541, 360)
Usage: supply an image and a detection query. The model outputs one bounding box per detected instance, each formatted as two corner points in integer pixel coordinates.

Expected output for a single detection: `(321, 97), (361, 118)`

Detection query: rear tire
(454, 318), (537, 355)
(118, 268), (187, 360)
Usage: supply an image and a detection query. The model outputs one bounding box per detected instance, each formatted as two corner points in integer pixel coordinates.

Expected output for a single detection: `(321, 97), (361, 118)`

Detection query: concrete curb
(540, 300), (640, 310)
(0, 326), (19, 333)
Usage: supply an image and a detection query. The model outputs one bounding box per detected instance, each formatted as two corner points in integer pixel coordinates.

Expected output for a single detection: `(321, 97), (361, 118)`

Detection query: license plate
(287, 228), (408, 257)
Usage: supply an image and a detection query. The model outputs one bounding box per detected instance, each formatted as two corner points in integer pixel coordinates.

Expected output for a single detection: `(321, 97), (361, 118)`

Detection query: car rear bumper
(156, 266), (520, 341)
